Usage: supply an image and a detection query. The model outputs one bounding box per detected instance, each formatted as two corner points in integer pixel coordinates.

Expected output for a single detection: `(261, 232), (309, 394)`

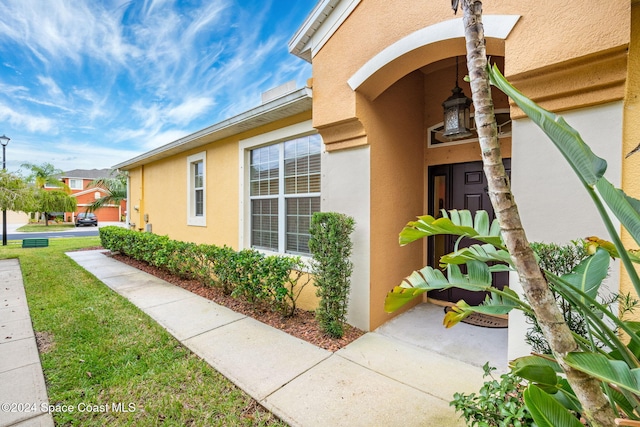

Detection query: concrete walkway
(0, 259), (54, 427)
(2, 250), (491, 426)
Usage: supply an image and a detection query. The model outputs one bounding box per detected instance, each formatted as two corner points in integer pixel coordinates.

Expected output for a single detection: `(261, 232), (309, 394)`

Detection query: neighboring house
(57, 169), (125, 222)
(114, 1), (639, 361)
(5, 210), (29, 225)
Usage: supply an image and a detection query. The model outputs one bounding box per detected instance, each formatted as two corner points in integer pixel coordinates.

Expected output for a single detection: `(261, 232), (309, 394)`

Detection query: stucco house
(57, 169), (126, 222)
(114, 1), (639, 360)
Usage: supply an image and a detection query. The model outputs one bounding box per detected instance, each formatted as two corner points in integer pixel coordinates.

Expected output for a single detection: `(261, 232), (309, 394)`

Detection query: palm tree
(85, 171), (127, 216)
(456, 1), (615, 424)
(21, 162), (72, 225)
(20, 162), (67, 189)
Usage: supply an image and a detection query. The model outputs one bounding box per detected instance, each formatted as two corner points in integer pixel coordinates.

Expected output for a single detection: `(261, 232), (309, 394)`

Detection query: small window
(69, 179), (83, 190)
(187, 152), (206, 226)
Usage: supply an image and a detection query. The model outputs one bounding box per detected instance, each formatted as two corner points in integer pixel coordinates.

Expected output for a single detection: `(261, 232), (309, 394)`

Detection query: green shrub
(451, 364), (533, 427)
(308, 212), (355, 338)
(260, 256), (311, 317)
(99, 226), (307, 317)
(526, 240), (619, 354)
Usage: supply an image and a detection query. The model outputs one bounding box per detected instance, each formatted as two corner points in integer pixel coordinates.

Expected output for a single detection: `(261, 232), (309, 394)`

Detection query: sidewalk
(0, 259), (54, 427)
(2, 250), (490, 426)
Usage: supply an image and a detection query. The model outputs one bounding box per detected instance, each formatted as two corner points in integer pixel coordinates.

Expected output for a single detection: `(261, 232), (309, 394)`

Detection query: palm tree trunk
(459, 1), (616, 425)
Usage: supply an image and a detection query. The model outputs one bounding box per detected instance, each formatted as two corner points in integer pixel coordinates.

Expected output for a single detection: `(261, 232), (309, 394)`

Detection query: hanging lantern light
(442, 56), (473, 140)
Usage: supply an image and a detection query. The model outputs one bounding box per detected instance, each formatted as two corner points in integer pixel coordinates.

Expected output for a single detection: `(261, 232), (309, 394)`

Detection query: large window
(249, 134), (321, 255)
(187, 152), (206, 226)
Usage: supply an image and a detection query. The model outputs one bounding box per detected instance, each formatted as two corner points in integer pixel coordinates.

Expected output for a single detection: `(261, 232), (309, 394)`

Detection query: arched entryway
(344, 18), (516, 366)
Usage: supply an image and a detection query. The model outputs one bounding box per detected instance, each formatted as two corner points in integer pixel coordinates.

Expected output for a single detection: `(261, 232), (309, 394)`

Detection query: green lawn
(0, 237), (286, 426)
(16, 223), (76, 232)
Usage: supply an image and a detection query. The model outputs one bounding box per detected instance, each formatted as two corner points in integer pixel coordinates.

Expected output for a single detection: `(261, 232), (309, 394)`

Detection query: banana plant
(483, 64), (640, 425)
(487, 64), (640, 297)
(386, 208), (530, 321)
(399, 209), (504, 248)
(384, 65), (640, 425)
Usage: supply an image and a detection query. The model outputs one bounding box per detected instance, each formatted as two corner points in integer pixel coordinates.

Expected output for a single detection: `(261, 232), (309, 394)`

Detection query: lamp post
(0, 134), (10, 246)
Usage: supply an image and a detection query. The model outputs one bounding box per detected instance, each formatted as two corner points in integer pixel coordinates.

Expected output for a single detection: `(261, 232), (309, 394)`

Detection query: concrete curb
(0, 259), (54, 427)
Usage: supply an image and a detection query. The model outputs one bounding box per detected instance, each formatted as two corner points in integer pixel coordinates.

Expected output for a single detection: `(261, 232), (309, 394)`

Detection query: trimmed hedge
(99, 226), (309, 317)
(308, 212), (356, 338)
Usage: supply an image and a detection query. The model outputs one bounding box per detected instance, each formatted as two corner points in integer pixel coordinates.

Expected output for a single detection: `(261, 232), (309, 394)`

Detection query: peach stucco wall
(362, 72), (426, 329)
(312, 0), (629, 129)
(308, 0), (630, 329)
(621, 3), (640, 301)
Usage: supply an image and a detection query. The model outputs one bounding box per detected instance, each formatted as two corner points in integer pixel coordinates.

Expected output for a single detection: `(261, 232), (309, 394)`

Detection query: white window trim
(187, 151), (206, 227)
(238, 120), (318, 260)
(68, 179), (83, 190)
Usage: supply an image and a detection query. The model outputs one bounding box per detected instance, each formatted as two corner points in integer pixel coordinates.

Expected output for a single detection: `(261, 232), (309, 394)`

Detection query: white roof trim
(348, 15), (521, 91)
(113, 87), (312, 170)
(289, 0), (360, 62)
(71, 187), (104, 198)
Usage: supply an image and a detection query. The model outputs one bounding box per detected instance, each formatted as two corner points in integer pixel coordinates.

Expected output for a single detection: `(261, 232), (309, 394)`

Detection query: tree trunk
(459, 1), (616, 425)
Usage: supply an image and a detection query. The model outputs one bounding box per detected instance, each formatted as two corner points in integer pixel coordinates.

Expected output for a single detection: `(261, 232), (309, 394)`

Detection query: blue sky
(0, 0), (315, 173)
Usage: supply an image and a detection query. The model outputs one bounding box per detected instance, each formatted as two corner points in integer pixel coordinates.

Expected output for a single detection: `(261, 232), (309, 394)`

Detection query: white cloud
(166, 97), (215, 125)
(0, 0), (135, 66)
(37, 76), (64, 99)
(140, 129), (191, 151)
(0, 103), (57, 133)
(0, 0), (315, 171)
(0, 82), (28, 94)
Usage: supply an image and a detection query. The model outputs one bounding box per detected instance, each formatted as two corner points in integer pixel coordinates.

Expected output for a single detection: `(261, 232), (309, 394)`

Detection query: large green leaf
(524, 385), (584, 427)
(565, 352), (640, 395)
(384, 261), (494, 313)
(596, 178), (640, 247)
(441, 243), (513, 268)
(558, 248), (609, 303)
(512, 355), (563, 373)
(549, 271), (640, 367)
(511, 364), (583, 415)
(383, 286), (428, 313)
(475, 287), (520, 315)
(512, 355), (564, 394)
(399, 209), (504, 248)
(516, 365), (559, 388)
(384, 265), (451, 312)
(442, 287), (521, 328)
(488, 64), (607, 187)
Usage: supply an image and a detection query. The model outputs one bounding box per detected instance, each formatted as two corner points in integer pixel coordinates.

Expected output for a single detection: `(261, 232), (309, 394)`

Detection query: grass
(16, 223), (76, 232)
(0, 237), (286, 426)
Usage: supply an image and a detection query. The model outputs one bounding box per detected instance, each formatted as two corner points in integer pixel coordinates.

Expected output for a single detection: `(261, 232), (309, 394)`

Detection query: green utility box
(22, 238), (49, 248)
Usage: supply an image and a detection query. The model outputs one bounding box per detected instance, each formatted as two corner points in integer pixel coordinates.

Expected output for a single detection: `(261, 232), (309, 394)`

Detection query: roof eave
(288, 0), (340, 63)
(113, 87), (313, 171)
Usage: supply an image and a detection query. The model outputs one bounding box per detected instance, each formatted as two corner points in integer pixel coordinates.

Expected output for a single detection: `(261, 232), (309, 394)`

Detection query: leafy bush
(451, 364), (533, 427)
(526, 240), (621, 354)
(526, 240), (590, 354)
(308, 212), (355, 338)
(99, 226), (308, 317)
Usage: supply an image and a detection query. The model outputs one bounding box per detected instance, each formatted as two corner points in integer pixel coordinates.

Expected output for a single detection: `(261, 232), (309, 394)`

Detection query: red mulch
(99, 250), (364, 352)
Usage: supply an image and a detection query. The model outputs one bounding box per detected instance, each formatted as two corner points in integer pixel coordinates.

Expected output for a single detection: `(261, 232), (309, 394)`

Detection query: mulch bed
(99, 250), (364, 352)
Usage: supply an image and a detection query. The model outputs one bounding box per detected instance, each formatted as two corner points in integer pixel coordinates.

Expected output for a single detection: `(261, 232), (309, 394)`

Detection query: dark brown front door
(427, 160), (511, 305)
